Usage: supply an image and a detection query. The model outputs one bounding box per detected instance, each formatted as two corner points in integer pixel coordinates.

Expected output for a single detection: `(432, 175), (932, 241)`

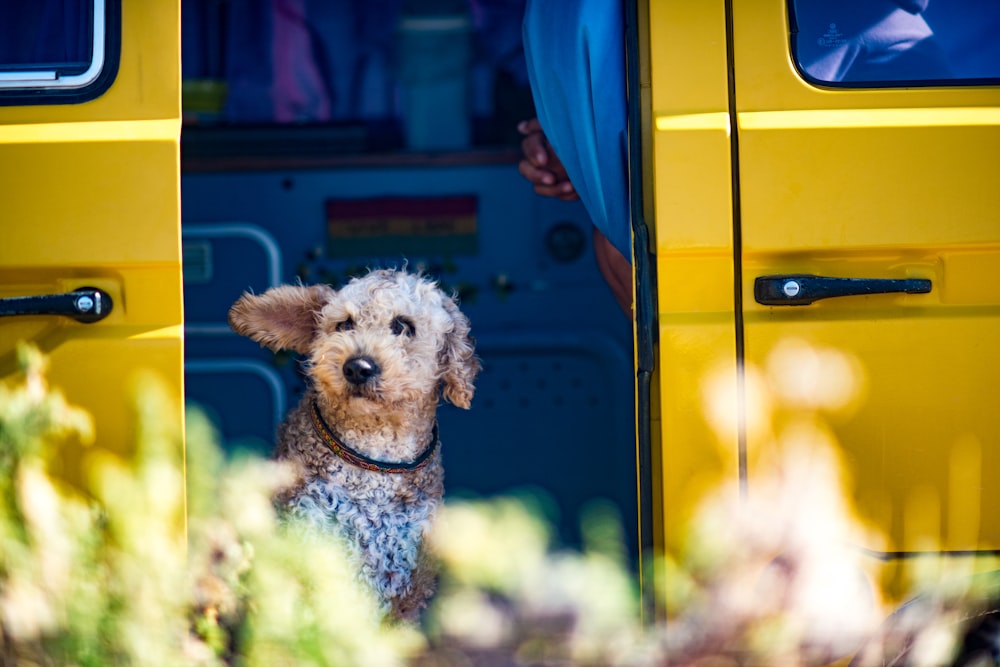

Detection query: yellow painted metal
(729, 1), (1000, 598)
(0, 2), (184, 472)
(642, 0), (1000, 613)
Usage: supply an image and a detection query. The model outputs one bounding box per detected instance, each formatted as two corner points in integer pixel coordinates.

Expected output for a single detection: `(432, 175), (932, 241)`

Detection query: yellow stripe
(739, 107), (1000, 130)
(655, 108), (1000, 133)
(128, 325), (184, 340)
(0, 118), (180, 144)
(655, 112), (731, 132)
(328, 215), (477, 238)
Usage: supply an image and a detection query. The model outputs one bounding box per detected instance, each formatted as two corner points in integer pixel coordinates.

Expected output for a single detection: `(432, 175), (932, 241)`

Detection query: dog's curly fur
(228, 269), (480, 620)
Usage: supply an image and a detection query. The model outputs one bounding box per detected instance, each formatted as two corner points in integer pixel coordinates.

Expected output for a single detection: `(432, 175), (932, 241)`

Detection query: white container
(397, 14), (471, 151)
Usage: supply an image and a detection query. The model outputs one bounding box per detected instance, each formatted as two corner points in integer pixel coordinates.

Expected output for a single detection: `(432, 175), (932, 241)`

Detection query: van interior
(179, 0), (638, 555)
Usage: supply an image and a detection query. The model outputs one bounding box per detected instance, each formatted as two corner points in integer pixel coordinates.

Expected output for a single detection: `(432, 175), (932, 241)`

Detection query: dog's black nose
(343, 356), (380, 385)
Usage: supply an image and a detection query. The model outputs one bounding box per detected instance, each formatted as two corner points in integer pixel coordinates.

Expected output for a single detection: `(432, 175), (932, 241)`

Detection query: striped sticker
(326, 195), (478, 257)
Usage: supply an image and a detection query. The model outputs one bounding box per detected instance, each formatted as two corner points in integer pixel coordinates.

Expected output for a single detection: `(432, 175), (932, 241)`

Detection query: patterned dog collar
(310, 400), (439, 473)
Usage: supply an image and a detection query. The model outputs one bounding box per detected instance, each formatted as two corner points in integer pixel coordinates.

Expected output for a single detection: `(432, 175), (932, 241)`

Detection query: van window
(0, 0), (119, 103)
(789, 0), (1000, 86)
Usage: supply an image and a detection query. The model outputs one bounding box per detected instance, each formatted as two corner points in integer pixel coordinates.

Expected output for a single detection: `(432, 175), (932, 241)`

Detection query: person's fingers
(534, 182), (578, 200)
(518, 159), (556, 186)
(520, 131), (549, 167)
(520, 159), (579, 200)
(516, 121), (580, 201)
(534, 183), (567, 198)
(517, 118), (543, 136)
(555, 182), (579, 201)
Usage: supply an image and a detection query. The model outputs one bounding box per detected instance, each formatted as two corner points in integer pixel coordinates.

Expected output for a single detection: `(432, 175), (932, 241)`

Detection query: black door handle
(755, 275), (931, 306)
(0, 287), (113, 323)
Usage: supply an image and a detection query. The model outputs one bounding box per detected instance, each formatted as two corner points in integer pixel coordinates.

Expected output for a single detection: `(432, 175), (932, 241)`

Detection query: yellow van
(637, 0), (1000, 612)
(2, 0), (998, 642)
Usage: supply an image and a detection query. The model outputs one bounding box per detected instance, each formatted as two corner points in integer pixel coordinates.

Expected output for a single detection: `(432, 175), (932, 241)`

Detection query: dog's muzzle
(343, 355), (380, 386)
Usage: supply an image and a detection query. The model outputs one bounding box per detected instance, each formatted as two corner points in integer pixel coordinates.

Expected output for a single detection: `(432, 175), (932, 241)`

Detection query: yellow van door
(642, 0), (1000, 606)
(0, 2), (183, 468)
(731, 1), (1000, 563)
(642, 1), (740, 564)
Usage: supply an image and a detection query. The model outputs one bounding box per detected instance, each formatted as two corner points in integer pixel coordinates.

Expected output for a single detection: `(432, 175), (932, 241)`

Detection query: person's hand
(517, 118), (579, 201)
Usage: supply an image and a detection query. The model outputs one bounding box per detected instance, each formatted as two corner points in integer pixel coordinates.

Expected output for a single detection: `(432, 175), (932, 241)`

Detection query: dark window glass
(0, 0), (120, 105)
(0, 1), (94, 77)
(790, 0), (1000, 86)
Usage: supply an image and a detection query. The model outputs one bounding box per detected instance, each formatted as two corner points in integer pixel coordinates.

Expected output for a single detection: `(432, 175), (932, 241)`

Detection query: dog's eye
(336, 318), (355, 332)
(390, 316), (415, 337)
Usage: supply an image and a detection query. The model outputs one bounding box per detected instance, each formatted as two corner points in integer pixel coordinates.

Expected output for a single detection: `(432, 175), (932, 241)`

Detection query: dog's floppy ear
(439, 295), (480, 409)
(228, 284), (334, 354)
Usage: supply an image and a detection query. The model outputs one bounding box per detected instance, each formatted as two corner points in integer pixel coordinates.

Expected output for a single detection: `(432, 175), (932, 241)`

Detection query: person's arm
(593, 227), (633, 318)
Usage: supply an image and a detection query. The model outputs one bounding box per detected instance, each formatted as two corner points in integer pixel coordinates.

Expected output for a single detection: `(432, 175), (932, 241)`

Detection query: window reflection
(791, 0), (1000, 85)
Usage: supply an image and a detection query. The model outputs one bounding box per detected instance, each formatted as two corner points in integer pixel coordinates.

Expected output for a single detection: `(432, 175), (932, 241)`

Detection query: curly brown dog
(228, 269), (479, 620)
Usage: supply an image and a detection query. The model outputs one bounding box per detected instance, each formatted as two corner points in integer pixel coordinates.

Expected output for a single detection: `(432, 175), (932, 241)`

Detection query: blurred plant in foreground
(0, 343), (416, 666)
(1, 341), (998, 666)
(420, 338), (1000, 666)
(422, 495), (646, 666)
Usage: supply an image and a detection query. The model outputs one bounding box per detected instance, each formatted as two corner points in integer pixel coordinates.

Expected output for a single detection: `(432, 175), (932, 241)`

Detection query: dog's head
(228, 269), (479, 411)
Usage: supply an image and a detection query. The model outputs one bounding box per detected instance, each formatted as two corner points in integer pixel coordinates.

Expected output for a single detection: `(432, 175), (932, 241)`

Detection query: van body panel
(732, 1), (1000, 556)
(641, 0), (1000, 610)
(0, 1), (184, 468)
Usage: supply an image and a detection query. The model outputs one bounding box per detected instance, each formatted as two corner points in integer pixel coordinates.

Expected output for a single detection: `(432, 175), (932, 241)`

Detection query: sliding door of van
(732, 0), (1000, 564)
(0, 1), (184, 470)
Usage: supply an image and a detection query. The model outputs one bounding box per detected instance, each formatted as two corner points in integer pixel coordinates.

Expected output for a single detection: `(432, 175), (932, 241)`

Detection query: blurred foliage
(0, 341), (998, 666)
(0, 344), (417, 666)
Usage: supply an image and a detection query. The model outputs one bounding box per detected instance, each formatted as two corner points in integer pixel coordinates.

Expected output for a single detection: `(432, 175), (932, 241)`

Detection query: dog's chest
(298, 472), (436, 530)
(287, 470), (439, 601)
